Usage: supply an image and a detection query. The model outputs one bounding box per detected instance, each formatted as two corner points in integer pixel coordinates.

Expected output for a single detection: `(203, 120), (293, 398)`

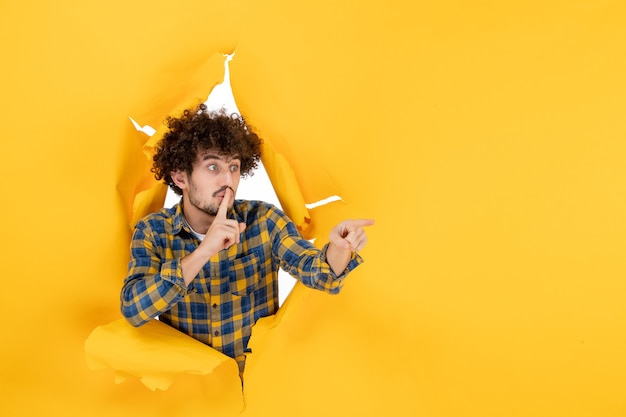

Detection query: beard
(188, 181), (231, 216)
(190, 195), (219, 216)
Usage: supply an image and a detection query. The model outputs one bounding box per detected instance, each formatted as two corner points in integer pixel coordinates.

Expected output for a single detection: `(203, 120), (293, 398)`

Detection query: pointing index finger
(350, 219), (375, 228)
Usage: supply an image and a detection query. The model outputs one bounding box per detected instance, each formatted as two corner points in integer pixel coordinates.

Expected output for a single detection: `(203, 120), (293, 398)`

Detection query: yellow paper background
(2, 1), (625, 416)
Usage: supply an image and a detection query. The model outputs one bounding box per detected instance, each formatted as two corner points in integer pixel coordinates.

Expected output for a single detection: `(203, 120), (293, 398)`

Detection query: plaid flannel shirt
(121, 200), (363, 373)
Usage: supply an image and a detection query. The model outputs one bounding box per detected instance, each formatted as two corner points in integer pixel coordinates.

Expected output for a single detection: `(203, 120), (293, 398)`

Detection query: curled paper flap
(260, 141), (312, 235)
(130, 182), (169, 229)
(84, 318), (241, 395)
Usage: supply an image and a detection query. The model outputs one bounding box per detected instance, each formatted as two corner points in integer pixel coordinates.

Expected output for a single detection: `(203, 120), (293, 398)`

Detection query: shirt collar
(172, 201), (186, 235)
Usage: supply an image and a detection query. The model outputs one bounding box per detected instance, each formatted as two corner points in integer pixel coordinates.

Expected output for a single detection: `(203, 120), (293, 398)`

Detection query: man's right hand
(202, 187), (247, 255)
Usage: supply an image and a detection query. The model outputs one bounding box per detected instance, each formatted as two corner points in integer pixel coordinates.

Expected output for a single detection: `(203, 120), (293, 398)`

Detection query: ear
(170, 170), (188, 190)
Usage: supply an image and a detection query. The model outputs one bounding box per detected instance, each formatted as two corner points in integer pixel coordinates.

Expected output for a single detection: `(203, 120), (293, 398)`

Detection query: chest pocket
(228, 251), (261, 296)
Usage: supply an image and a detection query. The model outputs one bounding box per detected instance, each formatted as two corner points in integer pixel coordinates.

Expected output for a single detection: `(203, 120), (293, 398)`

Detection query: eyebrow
(201, 153), (241, 162)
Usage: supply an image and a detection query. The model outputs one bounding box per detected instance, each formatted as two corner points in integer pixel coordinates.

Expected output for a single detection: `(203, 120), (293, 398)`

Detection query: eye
(230, 164), (240, 173)
(208, 164), (217, 171)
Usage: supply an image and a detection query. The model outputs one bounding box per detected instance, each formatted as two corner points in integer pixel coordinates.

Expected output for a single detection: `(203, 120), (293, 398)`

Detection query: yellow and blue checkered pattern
(121, 200), (363, 373)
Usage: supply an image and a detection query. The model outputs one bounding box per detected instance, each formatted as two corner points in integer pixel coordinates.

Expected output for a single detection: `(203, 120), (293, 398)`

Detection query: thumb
(330, 228), (351, 250)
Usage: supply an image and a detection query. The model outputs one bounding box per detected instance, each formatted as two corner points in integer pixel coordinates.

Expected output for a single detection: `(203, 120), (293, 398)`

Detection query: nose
(223, 169), (233, 187)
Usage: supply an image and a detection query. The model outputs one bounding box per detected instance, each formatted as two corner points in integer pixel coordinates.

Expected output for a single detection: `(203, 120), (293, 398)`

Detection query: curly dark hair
(152, 103), (263, 195)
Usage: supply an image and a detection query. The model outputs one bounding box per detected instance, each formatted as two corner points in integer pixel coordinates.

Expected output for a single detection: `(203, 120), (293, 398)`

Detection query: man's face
(186, 150), (242, 216)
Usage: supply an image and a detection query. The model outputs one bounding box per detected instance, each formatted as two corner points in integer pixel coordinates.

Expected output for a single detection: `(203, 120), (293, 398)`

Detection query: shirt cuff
(321, 243), (365, 279)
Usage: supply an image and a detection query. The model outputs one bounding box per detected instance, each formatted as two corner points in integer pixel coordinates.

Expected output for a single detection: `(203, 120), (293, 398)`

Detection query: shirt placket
(208, 253), (223, 351)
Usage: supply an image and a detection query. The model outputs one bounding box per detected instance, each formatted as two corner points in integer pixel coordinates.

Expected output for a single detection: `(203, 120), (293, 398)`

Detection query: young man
(121, 104), (373, 375)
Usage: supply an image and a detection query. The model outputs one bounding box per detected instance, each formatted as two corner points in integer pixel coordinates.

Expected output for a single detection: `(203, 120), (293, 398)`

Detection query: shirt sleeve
(270, 208), (363, 294)
(120, 221), (190, 326)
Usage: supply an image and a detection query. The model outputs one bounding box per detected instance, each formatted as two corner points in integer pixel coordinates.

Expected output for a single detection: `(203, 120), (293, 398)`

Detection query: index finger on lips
(216, 187), (232, 219)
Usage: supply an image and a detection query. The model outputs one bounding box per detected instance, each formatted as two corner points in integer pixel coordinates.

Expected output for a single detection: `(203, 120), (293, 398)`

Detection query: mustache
(212, 186), (235, 197)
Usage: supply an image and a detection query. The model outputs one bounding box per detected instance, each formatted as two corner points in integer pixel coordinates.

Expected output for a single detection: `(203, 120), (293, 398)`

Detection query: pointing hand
(329, 219), (375, 252)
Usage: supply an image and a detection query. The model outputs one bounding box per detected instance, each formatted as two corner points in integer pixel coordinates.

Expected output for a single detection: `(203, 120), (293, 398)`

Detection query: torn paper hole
(159, 53), (297, 306)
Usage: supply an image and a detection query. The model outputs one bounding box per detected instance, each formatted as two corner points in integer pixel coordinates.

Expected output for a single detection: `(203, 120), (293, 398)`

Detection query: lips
(213, 186), (234, 198)
(213, 187), (228, 198)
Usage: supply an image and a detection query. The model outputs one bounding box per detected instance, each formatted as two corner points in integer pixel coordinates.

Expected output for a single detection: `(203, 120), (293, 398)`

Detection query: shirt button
(214, 330), (219, 337)
(212, 303), (218, 309)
